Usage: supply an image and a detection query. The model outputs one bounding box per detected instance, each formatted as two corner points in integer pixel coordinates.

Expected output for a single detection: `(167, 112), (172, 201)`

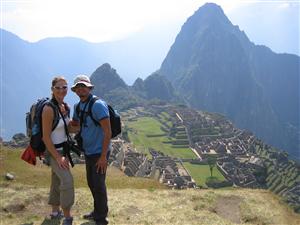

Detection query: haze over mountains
(1, 3), (299, 159)
(1, 27), (169, 140)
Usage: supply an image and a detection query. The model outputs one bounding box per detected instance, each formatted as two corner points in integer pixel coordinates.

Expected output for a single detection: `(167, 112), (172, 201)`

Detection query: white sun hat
(71, 74), (94, 91)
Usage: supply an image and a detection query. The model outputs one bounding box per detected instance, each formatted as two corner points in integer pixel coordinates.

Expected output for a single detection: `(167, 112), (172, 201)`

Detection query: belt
(54, 142), (66, 149)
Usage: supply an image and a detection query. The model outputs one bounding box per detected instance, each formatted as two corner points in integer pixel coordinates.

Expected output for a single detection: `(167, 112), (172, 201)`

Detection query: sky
(1, 0), (299, 55)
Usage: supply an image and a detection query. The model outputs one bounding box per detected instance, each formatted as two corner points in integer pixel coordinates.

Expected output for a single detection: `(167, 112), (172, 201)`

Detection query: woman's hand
(56, 156), (70, 170)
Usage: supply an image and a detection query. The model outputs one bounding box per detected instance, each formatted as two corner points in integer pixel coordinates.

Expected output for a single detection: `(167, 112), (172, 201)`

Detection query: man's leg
(84, 157), (95, 219)
(92, 165), (108, 223)
(86, 156), (108, 224)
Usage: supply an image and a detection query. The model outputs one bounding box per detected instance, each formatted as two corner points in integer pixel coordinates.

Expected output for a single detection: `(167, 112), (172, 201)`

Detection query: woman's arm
(42, 105), (69, 169)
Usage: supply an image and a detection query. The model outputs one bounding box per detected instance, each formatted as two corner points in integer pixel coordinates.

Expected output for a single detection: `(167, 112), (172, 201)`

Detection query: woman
(42, 76), (76, 225)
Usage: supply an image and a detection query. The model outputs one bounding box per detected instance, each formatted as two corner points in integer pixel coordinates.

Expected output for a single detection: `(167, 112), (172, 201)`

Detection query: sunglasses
(53, 85), (68, 90)
(75, 83), (88, 88)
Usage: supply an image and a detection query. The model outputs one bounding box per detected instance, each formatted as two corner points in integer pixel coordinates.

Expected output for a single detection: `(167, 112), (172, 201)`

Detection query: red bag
(21, 145), (37, 165)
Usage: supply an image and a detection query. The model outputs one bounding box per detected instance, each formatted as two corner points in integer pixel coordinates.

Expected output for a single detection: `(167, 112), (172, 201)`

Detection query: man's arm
(96, 117), (112, 174)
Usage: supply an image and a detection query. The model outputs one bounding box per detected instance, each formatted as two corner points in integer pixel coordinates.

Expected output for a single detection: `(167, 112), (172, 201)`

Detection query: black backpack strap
(48, 99), (60, 131)
(38, 99), (59, 140)
(63, 102), (71, 118)
(76, 96), (100, 127)
(76, 96), (91, 142)
(87, 96), (100, 127)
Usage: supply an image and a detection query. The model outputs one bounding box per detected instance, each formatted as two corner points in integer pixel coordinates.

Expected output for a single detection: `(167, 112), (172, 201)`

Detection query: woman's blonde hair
(52, 76), (67, 87)
(51, 76), (67, 99)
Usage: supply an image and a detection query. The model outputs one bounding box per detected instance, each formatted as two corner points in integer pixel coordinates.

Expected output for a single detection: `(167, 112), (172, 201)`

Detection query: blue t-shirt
(73, 95), (110, 156)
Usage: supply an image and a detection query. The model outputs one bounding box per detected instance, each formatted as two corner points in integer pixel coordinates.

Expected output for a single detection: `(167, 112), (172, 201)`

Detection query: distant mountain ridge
(158, 3), (299, 159)
(0, 28), (170, 139)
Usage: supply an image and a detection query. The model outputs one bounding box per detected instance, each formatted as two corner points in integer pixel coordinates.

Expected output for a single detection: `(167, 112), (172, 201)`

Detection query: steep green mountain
(90, 64), (181, 110)
(90, 63), (128, 97)
(158, 3), (299, 160)
(132, 73), (182, 103)
(90, 63), (142, 110)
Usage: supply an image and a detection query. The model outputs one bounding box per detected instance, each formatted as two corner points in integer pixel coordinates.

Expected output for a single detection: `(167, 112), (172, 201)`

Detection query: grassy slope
(183, 163), (226, 187)
(1, 147), (300, 225)
(0, 148), (164, 189)
(126, 116), (196, 159)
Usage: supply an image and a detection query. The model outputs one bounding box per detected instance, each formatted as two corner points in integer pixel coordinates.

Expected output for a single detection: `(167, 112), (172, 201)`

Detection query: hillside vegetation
(254, 142), (300, 212)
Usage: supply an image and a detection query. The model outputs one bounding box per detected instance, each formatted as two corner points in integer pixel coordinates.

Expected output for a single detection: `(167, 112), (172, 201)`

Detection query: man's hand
(69, 120), (80, 133)
(96, 156), (108, 174)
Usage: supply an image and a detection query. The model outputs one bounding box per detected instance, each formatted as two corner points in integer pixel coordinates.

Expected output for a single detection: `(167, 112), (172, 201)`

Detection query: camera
(63, 140), (81, 157)
(74, 134), (83, 150)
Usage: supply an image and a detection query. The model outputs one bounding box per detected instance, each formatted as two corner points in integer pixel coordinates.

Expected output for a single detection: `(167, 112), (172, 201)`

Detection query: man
(71, 75), (111, 225)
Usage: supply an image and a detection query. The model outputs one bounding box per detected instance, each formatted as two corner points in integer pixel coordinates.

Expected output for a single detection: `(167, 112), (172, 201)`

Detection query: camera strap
(55, 101), (75, 167)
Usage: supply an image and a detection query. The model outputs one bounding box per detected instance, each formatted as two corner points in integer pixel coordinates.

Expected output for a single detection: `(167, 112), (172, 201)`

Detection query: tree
(207, 156), (217, 177)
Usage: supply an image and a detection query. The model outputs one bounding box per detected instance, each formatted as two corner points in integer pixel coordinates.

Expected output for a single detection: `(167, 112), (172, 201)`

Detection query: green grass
(0, 147), (165, 189)
(183, 162), (226, 187)
(159, 111), (173, 127)
(127, 117), (197, 159)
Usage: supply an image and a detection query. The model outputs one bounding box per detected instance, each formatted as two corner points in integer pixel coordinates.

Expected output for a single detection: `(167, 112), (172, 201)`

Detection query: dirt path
(213, 195), (242, 224)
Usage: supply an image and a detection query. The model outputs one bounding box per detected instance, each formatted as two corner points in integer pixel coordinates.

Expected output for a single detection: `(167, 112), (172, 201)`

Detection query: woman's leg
(49, 167), (61, 213)
(50, 157), (74, 218)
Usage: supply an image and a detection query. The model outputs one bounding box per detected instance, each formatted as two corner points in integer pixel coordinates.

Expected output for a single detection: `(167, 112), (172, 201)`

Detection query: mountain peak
(95, 63), (113, 73)
(90, 63), (127, 97)
(199, 2), (224, 14)
(195, 2), (226, 20)
(184, 2), (232, 32)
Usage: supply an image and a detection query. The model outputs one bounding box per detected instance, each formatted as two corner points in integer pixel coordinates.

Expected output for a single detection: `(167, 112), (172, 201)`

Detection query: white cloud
(278, 3), (290, 8)
(1, 0), (247, 42)
(1, 0), (298, 56)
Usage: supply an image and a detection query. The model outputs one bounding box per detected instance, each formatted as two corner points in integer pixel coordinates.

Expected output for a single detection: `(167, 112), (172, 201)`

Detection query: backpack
(26, 98), (60, 154)
(75, 96), (121, 138)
